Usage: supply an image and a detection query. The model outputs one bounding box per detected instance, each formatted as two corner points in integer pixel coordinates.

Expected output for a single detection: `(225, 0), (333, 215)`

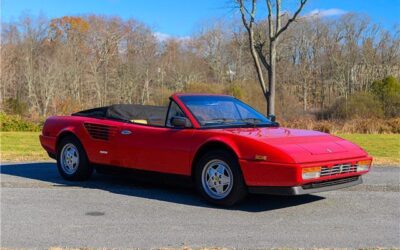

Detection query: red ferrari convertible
(40, 94), (372, 206)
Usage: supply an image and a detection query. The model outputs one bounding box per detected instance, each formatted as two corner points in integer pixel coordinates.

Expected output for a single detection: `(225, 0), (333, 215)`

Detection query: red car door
(117, 124), (194, 175)
(113, 101), (195, 175)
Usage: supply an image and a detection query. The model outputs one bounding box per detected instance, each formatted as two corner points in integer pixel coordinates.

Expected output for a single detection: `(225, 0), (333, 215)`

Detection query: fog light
(357, 160), (371, 172)
(302, 167), (321, 180)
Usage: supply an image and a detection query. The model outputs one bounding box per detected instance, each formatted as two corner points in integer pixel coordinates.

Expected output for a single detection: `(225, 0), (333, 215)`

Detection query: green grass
(337, 133), (400, 165)
(1, 132), (399, 165)
(0, 132), (49, 162)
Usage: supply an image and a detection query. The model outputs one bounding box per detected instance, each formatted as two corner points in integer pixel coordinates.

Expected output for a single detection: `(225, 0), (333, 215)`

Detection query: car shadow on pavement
(0, 162), (325, 212)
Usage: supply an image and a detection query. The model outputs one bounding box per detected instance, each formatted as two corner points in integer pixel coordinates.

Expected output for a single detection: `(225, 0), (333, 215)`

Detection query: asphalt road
(1, 162), (399, 249)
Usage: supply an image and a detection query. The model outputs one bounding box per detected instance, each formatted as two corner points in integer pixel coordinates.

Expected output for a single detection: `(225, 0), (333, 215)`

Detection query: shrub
(386, 118), (400, 133)
(328, 92), (383, 120)
(0, 112), (41, 132)
(275, 92), (308, 121)
(341, 118), (392, 134)
(370, 76), (400, 117)
(3, 98), (29, 116)
(280, 118), (400, 134)
(52, 97), (85, 116)
(281, 119), (337, 134)
(226, 83), (244, 100)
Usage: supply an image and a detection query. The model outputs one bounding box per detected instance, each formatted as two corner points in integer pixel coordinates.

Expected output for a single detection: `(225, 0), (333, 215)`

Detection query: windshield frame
(177, 95), (278, 129)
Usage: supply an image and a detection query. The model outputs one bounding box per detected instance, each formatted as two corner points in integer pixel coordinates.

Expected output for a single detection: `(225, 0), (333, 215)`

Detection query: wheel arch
(191, 140), (241, 178)
(56, 129), (81, 153)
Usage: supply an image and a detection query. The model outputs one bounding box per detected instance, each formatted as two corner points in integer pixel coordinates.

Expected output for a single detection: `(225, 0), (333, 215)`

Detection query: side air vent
(84, 123), (117, 141)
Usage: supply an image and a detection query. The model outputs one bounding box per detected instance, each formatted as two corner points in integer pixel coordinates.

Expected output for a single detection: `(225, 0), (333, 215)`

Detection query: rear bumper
(248, 176), (362, 195)
(39, 135), (57, 156)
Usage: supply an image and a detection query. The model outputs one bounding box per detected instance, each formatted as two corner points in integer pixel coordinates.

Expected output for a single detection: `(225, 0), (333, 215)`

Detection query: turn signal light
(302, 166), (321, 180)
(254, 155), (267, 161)
(357, 160), (372, 172)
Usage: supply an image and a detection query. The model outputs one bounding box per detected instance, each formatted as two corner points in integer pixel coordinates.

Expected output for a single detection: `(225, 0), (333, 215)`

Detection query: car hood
(223, 127), (368, 164)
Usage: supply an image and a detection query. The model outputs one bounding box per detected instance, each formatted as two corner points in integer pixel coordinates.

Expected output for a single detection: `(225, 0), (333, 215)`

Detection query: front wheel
(57, 135), (93, 181)
(195, 150), (247, 206)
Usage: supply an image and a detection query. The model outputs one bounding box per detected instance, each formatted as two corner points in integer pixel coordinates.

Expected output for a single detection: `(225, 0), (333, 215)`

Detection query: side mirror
(170, 116), (192, 128)
(268, 114), (276, 122)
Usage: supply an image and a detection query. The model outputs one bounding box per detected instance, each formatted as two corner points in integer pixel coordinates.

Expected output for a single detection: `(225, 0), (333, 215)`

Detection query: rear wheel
(57, 135), (93, 181)
(195, 150), (247, 206)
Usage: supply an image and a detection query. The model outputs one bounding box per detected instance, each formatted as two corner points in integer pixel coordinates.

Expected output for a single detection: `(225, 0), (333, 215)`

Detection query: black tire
(194, 150), (247, 206)
(57, 135), (93, 181)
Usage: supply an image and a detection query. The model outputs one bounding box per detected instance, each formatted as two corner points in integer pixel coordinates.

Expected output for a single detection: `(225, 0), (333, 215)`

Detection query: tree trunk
(303, 81), (307, 111)
(268, 41), (276, 115)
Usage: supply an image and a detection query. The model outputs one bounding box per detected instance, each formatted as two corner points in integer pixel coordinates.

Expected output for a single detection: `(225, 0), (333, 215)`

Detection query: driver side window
(166, 101), (186, 127)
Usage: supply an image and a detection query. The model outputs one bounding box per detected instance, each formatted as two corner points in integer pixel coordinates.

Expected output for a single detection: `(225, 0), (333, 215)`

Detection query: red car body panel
(40, 93), (372, 188)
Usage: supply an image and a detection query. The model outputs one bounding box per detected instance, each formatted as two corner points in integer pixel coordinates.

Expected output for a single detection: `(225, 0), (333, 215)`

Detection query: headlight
(357, 160), (372, 172)
(302, 167), (321, 180)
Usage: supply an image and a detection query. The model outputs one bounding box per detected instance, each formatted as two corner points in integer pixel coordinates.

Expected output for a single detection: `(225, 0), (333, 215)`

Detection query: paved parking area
(1, 162), (399, 248)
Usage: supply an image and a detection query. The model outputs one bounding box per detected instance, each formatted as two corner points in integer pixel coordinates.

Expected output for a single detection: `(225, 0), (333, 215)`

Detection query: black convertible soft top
(72, 104), (168, 125)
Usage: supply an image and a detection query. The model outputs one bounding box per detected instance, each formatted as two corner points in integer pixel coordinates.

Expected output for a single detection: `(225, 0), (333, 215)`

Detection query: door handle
(121, 130), (132, 135)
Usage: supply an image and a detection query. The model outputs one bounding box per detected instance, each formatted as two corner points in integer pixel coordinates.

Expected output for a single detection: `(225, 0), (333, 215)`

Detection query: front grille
(320, 163), (357, 177)
(302, 176), (359, 189)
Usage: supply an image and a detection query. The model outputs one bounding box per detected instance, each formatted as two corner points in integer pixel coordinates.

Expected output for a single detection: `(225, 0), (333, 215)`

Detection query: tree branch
(275, 0), (281, 35)
(274, 0), (307, 40)
(255, 42), (270, 70)
(238, 0), (256, 31)
(266, 0), (274, 39)
(238, 0), (268, 95)
(238, 0), (250, 31)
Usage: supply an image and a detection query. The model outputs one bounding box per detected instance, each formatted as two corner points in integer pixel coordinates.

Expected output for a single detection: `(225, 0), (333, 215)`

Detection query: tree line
(1, 13), (399, 120)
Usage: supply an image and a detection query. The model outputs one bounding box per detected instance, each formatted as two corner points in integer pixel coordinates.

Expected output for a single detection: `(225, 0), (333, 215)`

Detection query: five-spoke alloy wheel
(60, 143), (80, 175)
(195, 150), (247, 206)
(57, 135), (93, 181)
(201, 159), (233, 200)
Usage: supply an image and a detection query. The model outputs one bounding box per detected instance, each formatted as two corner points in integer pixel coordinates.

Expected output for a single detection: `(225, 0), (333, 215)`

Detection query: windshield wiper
(241, 118), (262, 123)
(203, 118), (236, 125)
(238, 118), (264, 126)
(237, 117), (279, 127)
(203, 117), (277, 127)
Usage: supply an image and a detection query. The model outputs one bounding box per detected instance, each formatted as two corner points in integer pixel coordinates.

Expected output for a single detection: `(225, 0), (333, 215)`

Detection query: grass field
(337, 133), (400, 165)
(1, 132), (399, 165)
(1, 132), (49, 162)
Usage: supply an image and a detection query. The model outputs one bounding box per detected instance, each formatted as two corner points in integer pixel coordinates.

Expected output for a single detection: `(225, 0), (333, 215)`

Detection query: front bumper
(248, 176), (362, 195)
(239, 156), (371, 187)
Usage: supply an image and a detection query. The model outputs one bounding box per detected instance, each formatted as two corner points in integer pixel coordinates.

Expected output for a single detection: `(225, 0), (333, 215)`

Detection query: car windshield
(179, 95), (275, 128)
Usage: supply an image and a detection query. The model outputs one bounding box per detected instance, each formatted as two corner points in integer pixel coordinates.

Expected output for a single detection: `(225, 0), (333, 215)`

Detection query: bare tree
(238, 0), (307, 115)
(1, 13), (399, 120)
